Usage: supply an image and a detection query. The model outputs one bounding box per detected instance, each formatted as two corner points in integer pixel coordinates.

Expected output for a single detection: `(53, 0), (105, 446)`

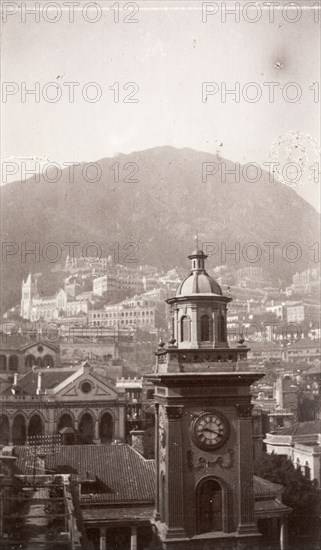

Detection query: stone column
(94, 418), (100, 443)
(236, 403), (258, 535)
(8, 417), (13, 446)
(130, 526), (137, 550)
(154, 403), (160, 520)
(165, 405), (186, 537)
(174, 308), (179, 343)
(99, 527), (106, 550)
(46, 406), (56, 435)
(118, 406), (126, 441)
(190, 306), (198, 348)
(211, 312), (216, 346)
(280, 517), (288, 550)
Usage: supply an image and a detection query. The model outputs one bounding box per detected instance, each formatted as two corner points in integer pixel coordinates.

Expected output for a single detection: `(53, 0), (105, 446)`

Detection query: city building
(236, 266), (266, 287)
(1, 248), (296, 550)
(145, 248), (290, 549)
(0, 333), (59, 376)
(275, 375), (298, 419)
(89, 300), (158, 332)
(93, 274), (122, 296)
(0, 362), (127, 446)
(20, 275), (91, 322)
(285, 300), (321, 324)
(265, 301), (285, 320)
(264, 420), (321, 484)
(286, 266), (321, 297)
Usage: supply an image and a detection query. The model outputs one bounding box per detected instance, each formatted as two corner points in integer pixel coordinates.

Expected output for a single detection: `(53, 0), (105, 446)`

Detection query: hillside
(1, 146), (319, 314)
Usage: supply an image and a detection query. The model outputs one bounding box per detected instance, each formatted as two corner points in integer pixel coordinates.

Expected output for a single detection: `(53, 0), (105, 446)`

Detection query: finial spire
(194, 233), (199, 250)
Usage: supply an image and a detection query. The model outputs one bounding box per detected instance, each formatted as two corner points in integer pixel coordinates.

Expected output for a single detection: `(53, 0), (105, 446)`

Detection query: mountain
(1, 146), (320, 314)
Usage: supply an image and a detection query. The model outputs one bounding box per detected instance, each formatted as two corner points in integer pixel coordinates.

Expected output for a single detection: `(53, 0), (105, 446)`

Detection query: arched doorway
(9, 355), (19, 372)
(58, 413), (73, 432)
(25, 354), (36, 369)
(197, 478), (223, 534)
(106, 527), (130, 550)
(43, 355), (54, 368)
(99, 413), (113, 444)
(0, 415), (10, 445)
(79, 413), (94, 443)
(28, 414), (44, 439)
(12, 415), (26, 445)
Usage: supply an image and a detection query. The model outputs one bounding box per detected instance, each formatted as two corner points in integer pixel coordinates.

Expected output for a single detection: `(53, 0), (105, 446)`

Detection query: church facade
(0, 362), (127, 447)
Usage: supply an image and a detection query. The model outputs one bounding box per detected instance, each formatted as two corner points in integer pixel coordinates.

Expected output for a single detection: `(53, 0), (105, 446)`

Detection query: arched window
(13, 415), (26, 445)
(58, 413), (73, 432)
(43, 355), (54, 368)
(79, 413), (94, 444)
(304, 461), (310, 480)
(181, 316), (190, 342)
(197, 479), (223, 534)
(219, 315), (226, 342)
(99, 412), (113, 444)
(9, 355), (19, 372)
(0, 355), (7, 371)
(25, 354), (36, 369)
(200, 315), (210, 341)
(28, 414), (44, 439)
(0, 415), (10, 445)
(296, 457), (301, 471)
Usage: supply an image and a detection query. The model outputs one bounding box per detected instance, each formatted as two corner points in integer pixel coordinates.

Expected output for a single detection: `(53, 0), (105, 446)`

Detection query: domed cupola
(176, 249), (222, 297)
(167, 248), (231, 350)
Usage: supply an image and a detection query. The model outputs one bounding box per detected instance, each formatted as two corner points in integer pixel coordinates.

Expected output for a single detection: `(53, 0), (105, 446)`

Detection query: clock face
(192, 412), (229, 450)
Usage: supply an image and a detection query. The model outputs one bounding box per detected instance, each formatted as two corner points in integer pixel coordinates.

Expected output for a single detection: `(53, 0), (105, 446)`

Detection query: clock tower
(146, 248), (264, 550)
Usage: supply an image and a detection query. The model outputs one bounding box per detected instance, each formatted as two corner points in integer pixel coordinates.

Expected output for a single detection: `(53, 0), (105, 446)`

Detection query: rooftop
(175, 249), (223, 298)
(14, 444), (155, 504)
(273, 420), (321, 437)
(4, 369), (76, 396)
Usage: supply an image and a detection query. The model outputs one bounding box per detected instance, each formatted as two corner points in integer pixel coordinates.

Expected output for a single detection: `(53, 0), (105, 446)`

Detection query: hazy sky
(1, 0), (320, 210)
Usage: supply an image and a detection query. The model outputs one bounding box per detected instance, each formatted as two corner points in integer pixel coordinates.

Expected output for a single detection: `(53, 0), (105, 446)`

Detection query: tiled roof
(10, 370), (75, 395)
(308, 365), (321, 376)
(253, 476), (283, 497)
(255, 499), (291, 515)
(13, 445), (284, 508)
(0, 334), (59, 352)
(14, 445), (155, 503)
(83, 506), (154, 523)
(274, 420), (321, 437)
(0, 332), (36, 350)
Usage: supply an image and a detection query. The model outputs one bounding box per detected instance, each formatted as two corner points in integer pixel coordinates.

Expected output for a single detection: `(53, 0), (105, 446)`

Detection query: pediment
(55, 371), (119, 401)
(21, 340), (59, 354)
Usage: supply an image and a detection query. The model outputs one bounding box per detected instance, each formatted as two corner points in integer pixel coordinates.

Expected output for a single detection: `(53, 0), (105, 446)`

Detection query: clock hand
(203, 428), (220, 435)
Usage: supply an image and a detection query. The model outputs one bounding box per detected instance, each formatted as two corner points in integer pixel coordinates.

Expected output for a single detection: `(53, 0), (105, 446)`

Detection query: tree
(255, 452), (320, 548)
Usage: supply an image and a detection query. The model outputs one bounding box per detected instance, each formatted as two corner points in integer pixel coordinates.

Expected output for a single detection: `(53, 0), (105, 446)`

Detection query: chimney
(130, 429), (145, 456)
(36, 372), (42, 395)
(13, 372), (18, 386)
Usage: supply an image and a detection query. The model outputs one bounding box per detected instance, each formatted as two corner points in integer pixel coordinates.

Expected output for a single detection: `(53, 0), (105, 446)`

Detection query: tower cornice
(146, 371), (264, 387)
